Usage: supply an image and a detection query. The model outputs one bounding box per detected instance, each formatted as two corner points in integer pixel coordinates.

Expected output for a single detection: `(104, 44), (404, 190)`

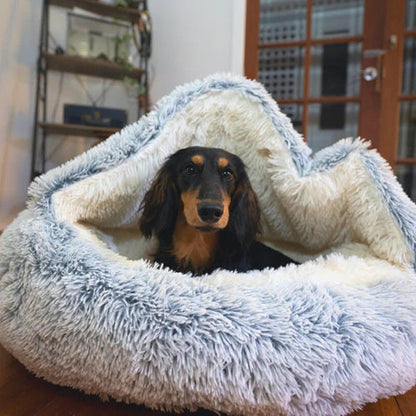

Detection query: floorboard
(0, 344), (414, 415)
(350, 397), (403, 416)
(396, 387), (416, 416)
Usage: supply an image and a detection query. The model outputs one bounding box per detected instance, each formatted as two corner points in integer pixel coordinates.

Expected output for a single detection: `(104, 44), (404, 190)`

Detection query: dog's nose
(197, 202), (223, 223)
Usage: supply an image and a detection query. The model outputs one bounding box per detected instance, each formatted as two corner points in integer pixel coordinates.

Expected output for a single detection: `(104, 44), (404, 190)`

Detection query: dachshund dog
(140, 146), (294, 275)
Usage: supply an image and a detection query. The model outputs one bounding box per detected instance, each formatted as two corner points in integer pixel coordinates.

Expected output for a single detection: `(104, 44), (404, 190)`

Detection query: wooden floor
(1, 344), (415, 416)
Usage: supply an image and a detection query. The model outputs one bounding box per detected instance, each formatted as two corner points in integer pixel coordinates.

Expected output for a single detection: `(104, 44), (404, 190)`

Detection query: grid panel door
(253, 0), (364, 152)
(245, 0), (415, 204)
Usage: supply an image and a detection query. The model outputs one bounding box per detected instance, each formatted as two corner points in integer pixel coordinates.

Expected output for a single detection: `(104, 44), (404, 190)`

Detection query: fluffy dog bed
(1, 74), (416, 416)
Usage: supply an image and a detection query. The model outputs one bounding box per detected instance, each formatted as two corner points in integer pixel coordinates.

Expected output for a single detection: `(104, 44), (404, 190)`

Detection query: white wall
(149, 0), (246, 103)
(0, 0), (246, 230)
(0, 0), (41, 229)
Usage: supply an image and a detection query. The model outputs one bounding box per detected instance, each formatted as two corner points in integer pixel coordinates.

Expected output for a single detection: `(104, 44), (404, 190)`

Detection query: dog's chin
(196, 225), (217, 232)
(192, 221), (228, 232)
(184, 216), (228, 232)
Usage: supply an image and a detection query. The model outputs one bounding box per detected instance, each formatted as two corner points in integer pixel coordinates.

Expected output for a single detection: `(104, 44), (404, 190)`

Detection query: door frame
(359, 0), (406, 168)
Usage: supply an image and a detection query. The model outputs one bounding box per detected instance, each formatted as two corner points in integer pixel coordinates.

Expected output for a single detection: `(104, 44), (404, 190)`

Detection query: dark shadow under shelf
(49, 0), (142, 22)
(44, 53), (143, 80)
(38, 122), (120, 139)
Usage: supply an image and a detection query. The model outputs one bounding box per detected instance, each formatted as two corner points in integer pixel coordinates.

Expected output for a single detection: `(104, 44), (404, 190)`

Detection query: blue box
(64, 104), (127, 128)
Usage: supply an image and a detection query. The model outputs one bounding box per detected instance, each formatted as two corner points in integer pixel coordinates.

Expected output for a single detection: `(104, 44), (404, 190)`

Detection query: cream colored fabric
(52, 90), (413, 269)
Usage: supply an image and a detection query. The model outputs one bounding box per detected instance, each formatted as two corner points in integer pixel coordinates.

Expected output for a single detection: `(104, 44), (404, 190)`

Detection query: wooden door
(245, 0), (416, 200)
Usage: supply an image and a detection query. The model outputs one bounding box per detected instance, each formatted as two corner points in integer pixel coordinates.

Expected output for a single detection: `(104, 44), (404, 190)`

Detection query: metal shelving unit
(31, 0), (149, 179)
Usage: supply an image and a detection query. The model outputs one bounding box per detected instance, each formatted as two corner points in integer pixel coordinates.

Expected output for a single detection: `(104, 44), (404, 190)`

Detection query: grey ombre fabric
(1, 74), (416, 416)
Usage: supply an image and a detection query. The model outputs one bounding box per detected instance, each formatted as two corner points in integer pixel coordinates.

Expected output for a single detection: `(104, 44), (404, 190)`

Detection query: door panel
(398, 102), (416, 159)
(402, 37), (416, 96)
(258, 46), (305, 100)
(405, 0), (416, 30)
(278, 104), (303, 133)
(311, 0), (364, 40)
(259, 0), (307, 44)
(396, 165), (416, 200)
(308, 102), (359, 151)
(309, 43), (362, 98)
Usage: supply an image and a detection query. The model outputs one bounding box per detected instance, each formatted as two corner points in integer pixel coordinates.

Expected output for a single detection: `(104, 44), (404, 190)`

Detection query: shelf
(49, 0), (142, 22)
(38, 122), (120, 139)
(31, 0), (149, 179)
(44, 53), (143, 80)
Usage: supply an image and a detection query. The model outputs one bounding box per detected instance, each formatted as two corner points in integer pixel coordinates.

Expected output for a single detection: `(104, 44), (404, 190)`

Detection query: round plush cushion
(1, 74), (416, 416)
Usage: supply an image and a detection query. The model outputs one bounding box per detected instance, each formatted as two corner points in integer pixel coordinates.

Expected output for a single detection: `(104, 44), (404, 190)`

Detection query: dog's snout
(197, 202), (223, 223)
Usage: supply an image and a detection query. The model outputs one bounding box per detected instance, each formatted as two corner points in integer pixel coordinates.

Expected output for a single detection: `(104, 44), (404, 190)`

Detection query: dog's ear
(228, 177), (262, 248)
(140, 167), (178, 239)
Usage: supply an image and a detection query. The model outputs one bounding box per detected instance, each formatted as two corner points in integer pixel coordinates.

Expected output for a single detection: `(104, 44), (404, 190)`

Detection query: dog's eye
(222, 169), (234, 180)
(184, 165), (197, 175)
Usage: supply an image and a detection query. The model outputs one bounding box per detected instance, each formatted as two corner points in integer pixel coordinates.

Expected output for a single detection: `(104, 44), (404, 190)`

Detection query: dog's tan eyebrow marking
(191, 155), (204, 165)
(218, 157), (229, 168)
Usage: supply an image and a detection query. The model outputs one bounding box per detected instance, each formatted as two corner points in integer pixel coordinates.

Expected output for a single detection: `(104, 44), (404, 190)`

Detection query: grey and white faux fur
(1, 74), (416, 416)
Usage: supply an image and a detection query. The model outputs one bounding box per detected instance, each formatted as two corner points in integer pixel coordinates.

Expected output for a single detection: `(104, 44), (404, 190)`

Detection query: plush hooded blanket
(1, 74), (416, 416)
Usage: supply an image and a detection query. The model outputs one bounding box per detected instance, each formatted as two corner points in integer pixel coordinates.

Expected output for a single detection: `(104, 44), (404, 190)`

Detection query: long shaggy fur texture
(1, 74), (416, 416)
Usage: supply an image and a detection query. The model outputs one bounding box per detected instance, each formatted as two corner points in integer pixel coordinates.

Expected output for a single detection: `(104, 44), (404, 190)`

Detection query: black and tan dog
(140, 146), (294, 275)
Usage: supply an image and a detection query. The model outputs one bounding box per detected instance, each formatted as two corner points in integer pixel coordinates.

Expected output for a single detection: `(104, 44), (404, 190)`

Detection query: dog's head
(140, 146), (261, 246)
